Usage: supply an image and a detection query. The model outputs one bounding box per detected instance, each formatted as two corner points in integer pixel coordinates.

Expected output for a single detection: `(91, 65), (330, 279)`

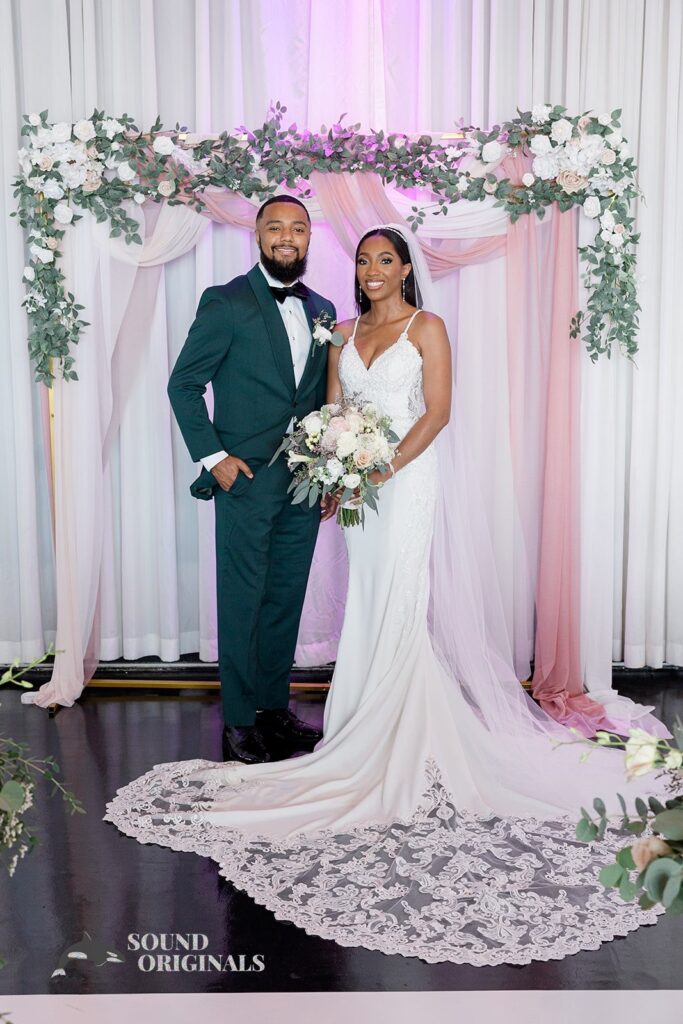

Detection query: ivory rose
(342, 473), (361, 490)
(354, 449), (373, 469)
(157, 179), (175, 197)
(73, 119), (96, 142)
(631, 837), (673, 873)
(550, 118), (573, 144)
(601, 149), (616, 166)
(522, 173), (535, 187)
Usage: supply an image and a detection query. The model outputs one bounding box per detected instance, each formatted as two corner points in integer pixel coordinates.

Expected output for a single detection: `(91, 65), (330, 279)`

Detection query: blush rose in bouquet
(270, 401), (399, 527)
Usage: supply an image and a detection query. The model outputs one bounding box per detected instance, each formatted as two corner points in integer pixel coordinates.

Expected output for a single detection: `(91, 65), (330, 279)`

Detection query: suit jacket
(168, 264), (336, 499)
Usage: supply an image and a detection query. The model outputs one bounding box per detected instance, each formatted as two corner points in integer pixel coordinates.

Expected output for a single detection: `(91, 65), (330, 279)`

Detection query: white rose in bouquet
(325, 458), (344, 481)
(336, 431), (358, 459)
(522, 172), (535, 187)
(345, 410), (365, 433)
(342, 473), (361, 490)
(303, 413), (323, 436)
(157, 179), (175, 197)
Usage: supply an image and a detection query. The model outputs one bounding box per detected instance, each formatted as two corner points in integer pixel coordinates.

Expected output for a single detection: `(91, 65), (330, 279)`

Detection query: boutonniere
(311, 311), (344, 350)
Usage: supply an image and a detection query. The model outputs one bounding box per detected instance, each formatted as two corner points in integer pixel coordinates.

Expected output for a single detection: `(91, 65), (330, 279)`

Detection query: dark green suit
(168, 264), (335, 725)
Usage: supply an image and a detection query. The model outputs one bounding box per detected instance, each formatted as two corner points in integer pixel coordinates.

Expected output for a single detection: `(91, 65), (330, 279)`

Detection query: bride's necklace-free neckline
(351, 309), (422, 372)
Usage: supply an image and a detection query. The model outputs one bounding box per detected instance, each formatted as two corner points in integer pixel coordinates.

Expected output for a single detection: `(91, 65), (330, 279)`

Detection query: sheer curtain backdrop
(0, 0), (681, 686)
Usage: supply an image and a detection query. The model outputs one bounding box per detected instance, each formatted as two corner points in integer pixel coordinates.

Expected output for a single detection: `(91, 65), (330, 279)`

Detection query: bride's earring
(357, 281), (363, 303)
(402, 277), (406, 303)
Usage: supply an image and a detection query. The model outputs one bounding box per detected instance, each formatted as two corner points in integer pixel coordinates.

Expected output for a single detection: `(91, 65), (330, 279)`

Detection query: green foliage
(14, 104), (642, 383)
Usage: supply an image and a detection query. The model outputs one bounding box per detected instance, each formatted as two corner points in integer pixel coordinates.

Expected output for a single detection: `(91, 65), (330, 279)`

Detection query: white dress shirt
(201, 262), (312, 471)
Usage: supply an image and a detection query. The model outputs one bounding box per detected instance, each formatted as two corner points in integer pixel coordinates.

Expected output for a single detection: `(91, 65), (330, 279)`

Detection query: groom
(168, 195), (336, 764)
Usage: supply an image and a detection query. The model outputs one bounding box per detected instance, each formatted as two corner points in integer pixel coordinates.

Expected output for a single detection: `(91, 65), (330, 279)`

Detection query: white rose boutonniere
(312, 310), (344, 350)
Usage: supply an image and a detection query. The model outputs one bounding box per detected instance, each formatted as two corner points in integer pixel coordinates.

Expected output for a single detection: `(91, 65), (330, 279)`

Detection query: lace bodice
(338, 310), (424, 437)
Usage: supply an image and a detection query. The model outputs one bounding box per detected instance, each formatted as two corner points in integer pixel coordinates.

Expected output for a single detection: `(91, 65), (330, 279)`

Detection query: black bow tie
(269, 282), (309, 303)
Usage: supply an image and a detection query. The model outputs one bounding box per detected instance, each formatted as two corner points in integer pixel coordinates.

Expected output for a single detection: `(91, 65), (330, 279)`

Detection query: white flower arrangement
(270, 401), (399, 527)
(12, 102), (641, 384)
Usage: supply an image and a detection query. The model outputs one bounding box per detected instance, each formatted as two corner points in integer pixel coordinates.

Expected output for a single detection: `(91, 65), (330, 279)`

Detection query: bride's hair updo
(354, 227), (419, 313)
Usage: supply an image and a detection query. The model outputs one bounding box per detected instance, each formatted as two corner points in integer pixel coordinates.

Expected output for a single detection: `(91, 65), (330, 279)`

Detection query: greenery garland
(12, 101), (640, 385)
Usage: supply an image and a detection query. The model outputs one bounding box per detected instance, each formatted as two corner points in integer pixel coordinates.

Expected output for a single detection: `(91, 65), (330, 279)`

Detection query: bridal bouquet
(271, 402), (399, 527)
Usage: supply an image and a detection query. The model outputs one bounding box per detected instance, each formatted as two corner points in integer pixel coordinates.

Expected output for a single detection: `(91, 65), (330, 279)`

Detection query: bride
(105, 223), (665, 965)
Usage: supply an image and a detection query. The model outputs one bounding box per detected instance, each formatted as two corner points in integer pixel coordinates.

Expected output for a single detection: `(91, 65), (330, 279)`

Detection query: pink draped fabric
(311, 171), (506, 272)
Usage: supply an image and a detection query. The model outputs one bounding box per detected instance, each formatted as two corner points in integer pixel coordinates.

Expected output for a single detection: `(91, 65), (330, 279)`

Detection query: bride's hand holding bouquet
(271, 401), (399, 527)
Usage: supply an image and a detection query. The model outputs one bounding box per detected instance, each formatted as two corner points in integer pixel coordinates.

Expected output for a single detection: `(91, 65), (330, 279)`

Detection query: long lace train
(104, 757), (662, 966)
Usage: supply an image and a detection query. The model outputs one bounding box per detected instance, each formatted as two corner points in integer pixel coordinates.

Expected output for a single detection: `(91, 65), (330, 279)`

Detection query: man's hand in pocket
(211, 455), (254, 492)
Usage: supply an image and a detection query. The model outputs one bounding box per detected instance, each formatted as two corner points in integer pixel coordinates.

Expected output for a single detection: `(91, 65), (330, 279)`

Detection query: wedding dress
(105, 306), (664, 966)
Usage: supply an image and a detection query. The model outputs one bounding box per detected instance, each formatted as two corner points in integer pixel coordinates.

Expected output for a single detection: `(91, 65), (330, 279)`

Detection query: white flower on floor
(624, 728), (660, 779)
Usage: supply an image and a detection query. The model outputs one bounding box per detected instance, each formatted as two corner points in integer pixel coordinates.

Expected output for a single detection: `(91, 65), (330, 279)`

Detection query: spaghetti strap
(404, 308), (422, 335)
(349, 315), (362, 344)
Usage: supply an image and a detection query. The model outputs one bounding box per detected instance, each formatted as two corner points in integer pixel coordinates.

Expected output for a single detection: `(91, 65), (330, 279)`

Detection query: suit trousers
(214, 454), (321, 725)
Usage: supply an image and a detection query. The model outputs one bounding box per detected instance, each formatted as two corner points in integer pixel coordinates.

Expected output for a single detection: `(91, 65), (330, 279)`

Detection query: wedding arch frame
(13, 101), (651, 738)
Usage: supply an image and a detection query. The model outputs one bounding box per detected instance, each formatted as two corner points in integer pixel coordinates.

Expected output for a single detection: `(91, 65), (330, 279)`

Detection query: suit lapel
(247, 265), (296, 394)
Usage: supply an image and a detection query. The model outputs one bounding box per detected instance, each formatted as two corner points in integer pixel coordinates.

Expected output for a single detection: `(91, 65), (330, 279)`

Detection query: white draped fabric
(1, 1), (682, 693)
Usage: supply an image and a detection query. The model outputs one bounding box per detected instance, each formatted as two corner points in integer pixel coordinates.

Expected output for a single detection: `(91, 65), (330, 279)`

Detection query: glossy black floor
(0, 672), (681, 995)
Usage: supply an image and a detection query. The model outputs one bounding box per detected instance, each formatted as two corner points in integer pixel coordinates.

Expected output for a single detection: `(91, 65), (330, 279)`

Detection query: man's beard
(259, 244), (308, 284)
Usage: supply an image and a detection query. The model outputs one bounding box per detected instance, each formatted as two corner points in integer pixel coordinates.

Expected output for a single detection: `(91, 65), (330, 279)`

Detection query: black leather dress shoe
(256, 708), (323, 746)
(222, 724), (272, 764)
